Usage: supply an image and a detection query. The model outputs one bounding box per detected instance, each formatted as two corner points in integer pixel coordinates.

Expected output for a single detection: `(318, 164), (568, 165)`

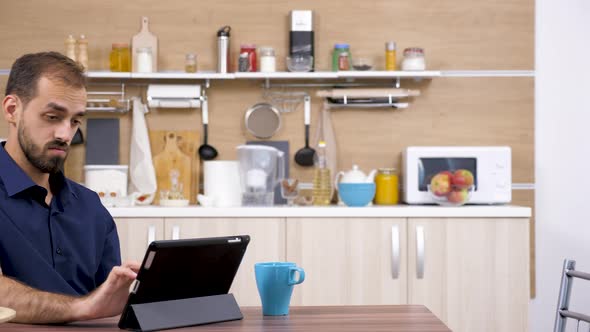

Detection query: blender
(237, 145), (285, 206)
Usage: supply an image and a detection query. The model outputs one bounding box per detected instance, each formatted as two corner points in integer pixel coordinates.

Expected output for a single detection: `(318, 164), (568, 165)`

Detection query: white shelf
(86, 71), (131, 78)
(234, 72), (338, 79)
(107, 205), (532, 218)
(0, 69), (535, 80)
(441, 70), (535, 77)
(130, 71), (234, 79)
(338, 70), (441, 79)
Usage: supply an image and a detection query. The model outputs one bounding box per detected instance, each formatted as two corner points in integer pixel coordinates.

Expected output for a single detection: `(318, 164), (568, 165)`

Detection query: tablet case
(122, 294), (242, 332)
(118, 235), (249, 331)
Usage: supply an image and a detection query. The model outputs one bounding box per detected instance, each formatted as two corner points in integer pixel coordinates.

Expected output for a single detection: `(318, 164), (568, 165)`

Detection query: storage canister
(374, 168), (399, 205)
(259, 47), (276, 73)
(401, 47), (426, 71)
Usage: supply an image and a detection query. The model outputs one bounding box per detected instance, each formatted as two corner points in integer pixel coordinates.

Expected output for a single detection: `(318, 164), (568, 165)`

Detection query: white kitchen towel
(129, 97), (157, 203)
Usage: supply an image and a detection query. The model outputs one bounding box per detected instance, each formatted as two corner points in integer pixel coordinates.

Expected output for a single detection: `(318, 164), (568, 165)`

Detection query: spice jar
(401, 47), (426, 71)
(136, 47), (153, 73)
(374, 168), (399, 205)
(185, 53), (197, 73)
(332, 43), (351, 71)
(239, 44), (257, 72)
(259, 47), (276, 73)
(385, 41), (397, 71)
(109, 43), (130, 72)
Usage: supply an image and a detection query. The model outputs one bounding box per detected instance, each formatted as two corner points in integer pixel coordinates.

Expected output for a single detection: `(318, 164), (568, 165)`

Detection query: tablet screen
(126, 235), (250, 305)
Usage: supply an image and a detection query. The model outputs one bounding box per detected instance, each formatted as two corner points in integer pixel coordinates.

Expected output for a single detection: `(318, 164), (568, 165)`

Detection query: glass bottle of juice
(312, 141), (332, 205)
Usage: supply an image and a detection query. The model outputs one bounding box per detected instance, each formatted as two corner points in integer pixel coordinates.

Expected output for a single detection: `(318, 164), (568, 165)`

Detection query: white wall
(532, 0), (590, 331)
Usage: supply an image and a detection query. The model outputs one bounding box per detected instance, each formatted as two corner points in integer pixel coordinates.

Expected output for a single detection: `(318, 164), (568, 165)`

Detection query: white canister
(136, 47), (153, 73)
(259, 47), (276, 73)
(203, 160), (242, 207)
(401, 47), (426, 71)
(84, 165), (129, 198)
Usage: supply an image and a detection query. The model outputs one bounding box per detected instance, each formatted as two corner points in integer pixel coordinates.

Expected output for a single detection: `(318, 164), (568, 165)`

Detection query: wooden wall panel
(0, 0), (533, 70)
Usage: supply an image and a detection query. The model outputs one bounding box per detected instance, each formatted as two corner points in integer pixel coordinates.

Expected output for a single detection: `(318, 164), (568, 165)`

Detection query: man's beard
(18, 122), (68, 174)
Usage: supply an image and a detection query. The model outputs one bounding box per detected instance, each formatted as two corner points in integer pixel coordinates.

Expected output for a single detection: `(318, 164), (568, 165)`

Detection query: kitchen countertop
(107, 205), (531, 218)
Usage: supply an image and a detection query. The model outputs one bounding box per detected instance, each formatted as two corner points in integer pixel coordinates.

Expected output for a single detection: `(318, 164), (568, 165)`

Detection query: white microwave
(403, 146), (511, 204)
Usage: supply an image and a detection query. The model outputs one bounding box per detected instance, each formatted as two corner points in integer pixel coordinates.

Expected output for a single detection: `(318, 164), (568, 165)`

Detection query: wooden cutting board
(132, 16), (158, 72)
(150, 130), (199, 205)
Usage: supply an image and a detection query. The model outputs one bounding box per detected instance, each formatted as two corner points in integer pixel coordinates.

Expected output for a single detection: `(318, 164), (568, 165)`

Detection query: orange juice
(375, 168), (399, 205)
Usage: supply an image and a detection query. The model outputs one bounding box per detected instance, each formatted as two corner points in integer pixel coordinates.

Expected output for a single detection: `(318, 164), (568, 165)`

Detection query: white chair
(554, 259), (590, 332)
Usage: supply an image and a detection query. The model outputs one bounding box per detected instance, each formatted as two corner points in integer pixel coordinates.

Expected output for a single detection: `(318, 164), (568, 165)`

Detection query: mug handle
(288, 267), (305, 285)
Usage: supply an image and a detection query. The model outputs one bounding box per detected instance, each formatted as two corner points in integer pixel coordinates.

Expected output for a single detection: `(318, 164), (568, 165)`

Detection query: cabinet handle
(391, 225), (400, 279)
(416, 225), (425, 279)
(172, 226), (180, 240)
(147, 225), (156, 247)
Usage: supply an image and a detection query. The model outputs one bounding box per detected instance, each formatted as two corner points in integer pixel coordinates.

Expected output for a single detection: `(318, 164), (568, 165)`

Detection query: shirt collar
(0, 142), (74, 203)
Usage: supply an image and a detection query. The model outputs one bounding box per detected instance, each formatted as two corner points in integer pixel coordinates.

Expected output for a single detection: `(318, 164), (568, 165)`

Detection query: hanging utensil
(198, 96), (218, 160)
(294, 95), (316, 166)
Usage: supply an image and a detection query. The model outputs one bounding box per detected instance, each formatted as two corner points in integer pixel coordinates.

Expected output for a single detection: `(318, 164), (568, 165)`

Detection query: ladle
(294, 96), (316, 166)
(198, 96), (218, 160)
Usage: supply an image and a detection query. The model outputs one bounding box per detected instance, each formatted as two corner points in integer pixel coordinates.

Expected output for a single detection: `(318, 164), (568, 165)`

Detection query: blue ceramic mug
(254, 262), (305, 315)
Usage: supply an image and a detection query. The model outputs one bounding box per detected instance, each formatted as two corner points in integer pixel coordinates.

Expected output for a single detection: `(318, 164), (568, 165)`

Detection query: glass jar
(136, 47), (153, 73)
(332, 43), (351, 71)
(239, 44), (257, 72)
(401, 47), (426, 71)
(374, 168), (399, 205)
(185, 53), (197, 73)
(109, 43), (130, 72)
(259, 47), (276, 73)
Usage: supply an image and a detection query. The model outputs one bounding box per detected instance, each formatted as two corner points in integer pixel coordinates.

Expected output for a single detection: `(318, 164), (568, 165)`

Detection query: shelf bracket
(395, 77), (401, 88)
(264, 78), (270, 89)
(205, 79), (210, 89)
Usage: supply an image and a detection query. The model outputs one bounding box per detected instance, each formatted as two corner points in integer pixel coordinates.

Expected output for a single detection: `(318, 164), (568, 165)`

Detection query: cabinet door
(114, 218), (165, 263)
(407, 218), (529, 332)
(164, 218), (285, 306)
(286, 218), (407, 305)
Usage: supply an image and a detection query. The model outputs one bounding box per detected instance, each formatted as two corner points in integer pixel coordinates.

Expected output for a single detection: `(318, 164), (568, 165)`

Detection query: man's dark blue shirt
(0, 142), (121, 295)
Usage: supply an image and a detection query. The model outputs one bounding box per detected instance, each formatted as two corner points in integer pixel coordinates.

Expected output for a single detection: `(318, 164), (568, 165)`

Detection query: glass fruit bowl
(286, 55), (313, 72)
(427, 184), (474, 206)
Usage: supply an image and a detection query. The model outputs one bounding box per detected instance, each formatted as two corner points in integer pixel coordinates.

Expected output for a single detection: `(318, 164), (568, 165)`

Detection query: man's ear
(2, 95), (20, 125)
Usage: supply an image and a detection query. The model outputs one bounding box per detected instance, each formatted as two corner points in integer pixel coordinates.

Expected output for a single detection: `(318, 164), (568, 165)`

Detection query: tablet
(118, 235), (250, 329)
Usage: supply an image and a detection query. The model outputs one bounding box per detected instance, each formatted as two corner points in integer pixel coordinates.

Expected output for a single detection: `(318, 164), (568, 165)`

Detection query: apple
(452, 169), (474, 189)
(429, 172), (451, 196)
(447, 188), (469, 204)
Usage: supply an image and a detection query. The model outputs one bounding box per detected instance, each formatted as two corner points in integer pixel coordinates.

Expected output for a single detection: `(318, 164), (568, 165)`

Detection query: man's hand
(74, 261), (140, 321)
(0, 261), (140, 324)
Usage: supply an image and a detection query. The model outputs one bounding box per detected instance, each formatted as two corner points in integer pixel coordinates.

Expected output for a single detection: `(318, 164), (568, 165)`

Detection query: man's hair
(5, 51), (87, 107)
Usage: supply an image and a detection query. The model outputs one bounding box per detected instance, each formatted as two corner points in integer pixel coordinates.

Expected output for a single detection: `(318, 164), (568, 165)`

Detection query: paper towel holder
(147, 84), (201, 109)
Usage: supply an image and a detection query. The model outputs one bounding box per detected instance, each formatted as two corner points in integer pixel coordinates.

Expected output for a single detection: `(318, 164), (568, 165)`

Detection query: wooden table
(0, 305), (451, 332)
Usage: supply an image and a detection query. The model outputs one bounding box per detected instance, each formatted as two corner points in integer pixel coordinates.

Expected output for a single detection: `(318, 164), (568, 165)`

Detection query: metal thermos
(217, 26), (231, 73)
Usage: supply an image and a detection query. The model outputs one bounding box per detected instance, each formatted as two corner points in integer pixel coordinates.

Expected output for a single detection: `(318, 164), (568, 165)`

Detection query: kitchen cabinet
(407, 218), (529, 332)
(163, 218), (286, 306)
(114, 218), (164, 262)
(286, 218), (407, 306)
(112, 211), (530, 332)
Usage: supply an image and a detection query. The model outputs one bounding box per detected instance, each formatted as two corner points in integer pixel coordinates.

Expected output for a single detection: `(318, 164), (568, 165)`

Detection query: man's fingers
(122, 261), (141, 273)
(111, 266), (137, 281)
